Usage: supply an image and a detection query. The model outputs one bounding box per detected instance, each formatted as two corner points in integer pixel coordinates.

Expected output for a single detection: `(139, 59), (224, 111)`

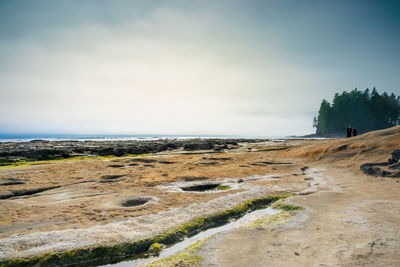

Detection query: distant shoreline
(290, 133), (344, 139)
(0, 134), (289, 143)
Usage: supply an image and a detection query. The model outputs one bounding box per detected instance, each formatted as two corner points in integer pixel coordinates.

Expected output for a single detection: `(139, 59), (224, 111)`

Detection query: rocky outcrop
(0, 139), (262, 161)
(390, 149), (400, 163)
(360, 149), (400, 178)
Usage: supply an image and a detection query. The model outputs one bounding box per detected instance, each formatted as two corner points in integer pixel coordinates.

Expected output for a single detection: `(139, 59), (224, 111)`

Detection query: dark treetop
(314, 88), (400, 136)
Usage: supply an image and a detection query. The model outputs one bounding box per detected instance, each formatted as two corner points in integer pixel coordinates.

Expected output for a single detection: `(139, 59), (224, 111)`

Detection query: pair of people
(346, 126), (357, 138)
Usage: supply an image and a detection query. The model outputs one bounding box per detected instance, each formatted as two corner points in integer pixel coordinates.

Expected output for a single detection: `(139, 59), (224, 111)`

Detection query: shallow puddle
(120, 196), (154, 207)
(180, 183), (220, 191)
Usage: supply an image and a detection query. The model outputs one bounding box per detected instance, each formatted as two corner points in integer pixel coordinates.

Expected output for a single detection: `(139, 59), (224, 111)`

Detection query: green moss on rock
(148, 252), (202, 267)
(271, 199), (303, 211)
(147, 236), (212, 267)
(247, 211), (295, 228)
(217, 185), (231, 190)
(148, 243), (162, 256)
(0, 154), (153, 170)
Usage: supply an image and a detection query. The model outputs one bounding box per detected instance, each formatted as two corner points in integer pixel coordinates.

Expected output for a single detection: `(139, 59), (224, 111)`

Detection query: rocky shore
(0, 127), (399, 266)
(0, 138), (264, 161)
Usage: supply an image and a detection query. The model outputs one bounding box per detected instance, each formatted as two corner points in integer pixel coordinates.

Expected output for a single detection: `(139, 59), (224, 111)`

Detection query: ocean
(0, 134), (286, 143)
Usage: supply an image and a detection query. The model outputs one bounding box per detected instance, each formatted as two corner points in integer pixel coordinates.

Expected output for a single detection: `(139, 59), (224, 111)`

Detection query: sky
(0, 0), (399, 137)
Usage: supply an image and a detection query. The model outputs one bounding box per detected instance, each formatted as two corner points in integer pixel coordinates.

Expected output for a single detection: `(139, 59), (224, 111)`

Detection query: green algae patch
(123, 153), (152, 157)
(147, 236), (212, 267)
(247, 200), (303, 228)
(0, 154), (154, 170)
(148, 251), (201, 267)
(247, 211), (295, 228)
(148, 243), (163, 256)
(0, 193), (293, 267)
(0, 158), (35, 169)
(0, 163), (33, 170)
(217, 185), (231, 190)
(0, 157), (99, 170)
(0, 158), (29, 166)
(271, 199), (304, 211)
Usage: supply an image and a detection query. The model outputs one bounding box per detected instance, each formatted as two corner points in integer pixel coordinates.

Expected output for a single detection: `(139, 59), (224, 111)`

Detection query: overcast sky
(0, 0), (399, 136)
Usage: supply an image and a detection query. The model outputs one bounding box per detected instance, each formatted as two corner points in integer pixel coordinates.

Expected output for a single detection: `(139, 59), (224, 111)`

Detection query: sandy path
(198, 164), (400, 266)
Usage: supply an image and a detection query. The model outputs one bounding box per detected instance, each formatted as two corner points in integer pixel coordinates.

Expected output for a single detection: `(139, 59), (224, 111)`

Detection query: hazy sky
(1, 0), (399, 136)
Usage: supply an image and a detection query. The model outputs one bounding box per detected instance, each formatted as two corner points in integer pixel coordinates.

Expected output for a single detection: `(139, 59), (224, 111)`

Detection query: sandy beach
(0, 127), (399, 266)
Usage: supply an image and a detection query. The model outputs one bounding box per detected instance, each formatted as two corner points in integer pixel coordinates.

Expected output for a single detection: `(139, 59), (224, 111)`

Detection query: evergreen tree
(316, 99), (332, 135)
(315, 88), (400, 136)
(313, 116), (318, 129)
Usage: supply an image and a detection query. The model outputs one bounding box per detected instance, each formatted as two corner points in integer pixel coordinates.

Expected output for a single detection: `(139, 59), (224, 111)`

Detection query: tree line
(314, 87), (400, 136)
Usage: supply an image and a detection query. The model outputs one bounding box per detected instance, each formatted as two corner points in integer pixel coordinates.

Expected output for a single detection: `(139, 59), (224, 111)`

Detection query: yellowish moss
(217, 185), (230, 190)
(271, 199), (303, 211)
(247, 211), (295, 228)
(123, 153), (152, 157)
(246, 199), (303, 228)
(0, 163), (34, 170)
(147, 236), (212, 267)
(148, 252), (201, 267)
(149, 243), (162, 256)
(0, 154), (154, 170)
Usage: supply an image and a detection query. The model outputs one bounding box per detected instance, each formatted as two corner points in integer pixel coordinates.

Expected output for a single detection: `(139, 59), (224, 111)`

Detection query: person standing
(352, 128), (357, 137)
(346, 126), (352, 138)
